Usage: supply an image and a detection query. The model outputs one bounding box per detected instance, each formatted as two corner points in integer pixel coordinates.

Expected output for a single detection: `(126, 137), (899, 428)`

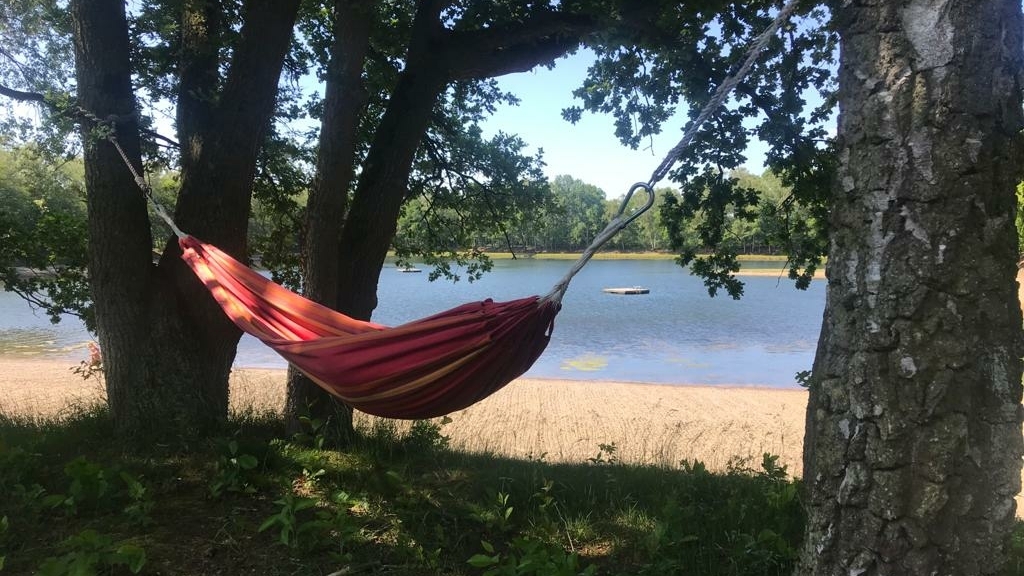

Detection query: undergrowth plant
(36, 530), (146, 576)
(209, 438), (260, 497)
(468, 538), (597, 576)
(0, 515), (8, 571)
(0, 403), (816, 575)
(39, 457), (153, 523)
(405, 416), (453, 453)
(259, 489), (366, 555)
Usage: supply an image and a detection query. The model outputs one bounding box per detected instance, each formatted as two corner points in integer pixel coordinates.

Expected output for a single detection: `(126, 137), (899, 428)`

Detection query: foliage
(404, 417), (453, 454)
(568, 2), (838, 296)
(1016, 183), (1024, 258)
(36, 456), (154, 525)
(209, 438), (260, 497)
(468, 538), (597, 576)
(0, 514), (7, 571)
(0, 405), (812, 575)
(0, 146), (92, 327)
(36, 530), (146, 576)
(1004, 521), (1024, 576)
(259, 489), (364, 553)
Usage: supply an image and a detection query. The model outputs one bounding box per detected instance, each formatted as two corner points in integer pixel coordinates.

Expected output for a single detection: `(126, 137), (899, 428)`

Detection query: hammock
(103, 1), (796, 419)
(179, 235), (561, 418)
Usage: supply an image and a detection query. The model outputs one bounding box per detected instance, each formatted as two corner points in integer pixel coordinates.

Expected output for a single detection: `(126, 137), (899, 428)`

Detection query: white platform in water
(602, 287), (650, 295)
(397, 266), (422, 273)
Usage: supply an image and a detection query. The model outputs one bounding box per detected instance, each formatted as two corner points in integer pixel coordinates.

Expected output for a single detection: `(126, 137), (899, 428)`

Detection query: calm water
(0, 259), (824, 387)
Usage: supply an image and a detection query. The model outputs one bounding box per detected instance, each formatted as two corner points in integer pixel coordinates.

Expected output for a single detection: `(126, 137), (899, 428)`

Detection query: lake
(0, 259), (825, 387)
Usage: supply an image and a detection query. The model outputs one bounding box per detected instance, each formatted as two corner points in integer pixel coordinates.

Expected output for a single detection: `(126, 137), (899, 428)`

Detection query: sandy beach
(3, 356), (1022, 517)
(1, 357), (806, 470)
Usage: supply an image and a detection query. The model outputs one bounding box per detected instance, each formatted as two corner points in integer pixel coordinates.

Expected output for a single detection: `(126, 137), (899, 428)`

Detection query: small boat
(397, 266), (422, 273)
(602, 286), (650, 295)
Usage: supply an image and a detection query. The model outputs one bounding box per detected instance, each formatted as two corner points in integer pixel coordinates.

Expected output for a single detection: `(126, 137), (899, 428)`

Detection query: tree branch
(0, 82), (181, 148)
(442, 11), (598, 80)
(0, 83), (47, 104)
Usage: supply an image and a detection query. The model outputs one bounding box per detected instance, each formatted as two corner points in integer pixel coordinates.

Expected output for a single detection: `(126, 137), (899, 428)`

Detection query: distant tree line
(394, 170), (816, 256)
(0, 144), (812, 291)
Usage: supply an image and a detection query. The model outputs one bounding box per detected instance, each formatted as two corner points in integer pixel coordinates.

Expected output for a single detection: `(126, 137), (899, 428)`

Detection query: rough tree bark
(70, 0), (154, 431)
(71, 0), (301, 434)
(285, 0), (372, 437)
(798, 1), (1024, 574)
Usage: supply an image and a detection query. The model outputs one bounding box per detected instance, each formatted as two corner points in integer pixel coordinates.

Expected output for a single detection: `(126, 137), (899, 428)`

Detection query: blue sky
(479, 49), (770, 199)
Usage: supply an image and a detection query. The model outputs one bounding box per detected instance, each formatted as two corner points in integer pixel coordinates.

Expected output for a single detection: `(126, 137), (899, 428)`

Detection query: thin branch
(142, 128), (180, 149)
(0, 83), (47, 104)
(0, 82), (181, 149)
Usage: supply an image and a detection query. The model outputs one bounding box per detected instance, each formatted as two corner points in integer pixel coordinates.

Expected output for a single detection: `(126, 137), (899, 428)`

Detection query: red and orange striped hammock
(178, 185), (651, 419)
(180, 236), (559, 419)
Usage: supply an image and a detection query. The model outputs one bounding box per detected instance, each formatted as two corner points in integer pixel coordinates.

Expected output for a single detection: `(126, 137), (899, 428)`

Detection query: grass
(1, 403), (808, 576)
(3, 402), (1021, 575)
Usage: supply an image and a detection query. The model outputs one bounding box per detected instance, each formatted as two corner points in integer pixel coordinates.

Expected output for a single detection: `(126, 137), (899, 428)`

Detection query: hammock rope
(94, 0), (798, 418)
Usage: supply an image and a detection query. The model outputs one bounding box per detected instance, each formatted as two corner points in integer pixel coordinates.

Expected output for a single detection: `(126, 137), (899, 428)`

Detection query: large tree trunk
(72, 0), (301, 435)
(285, 0), (373, 437)
(333, 0), (448, 320)
(70, 0), (155, 431)
(798, 1), (1024, 574)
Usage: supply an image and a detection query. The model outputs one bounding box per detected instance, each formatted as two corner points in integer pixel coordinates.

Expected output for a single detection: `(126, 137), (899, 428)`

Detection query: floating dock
(397, 266), (422, 273)
(602, 287), (650, 295)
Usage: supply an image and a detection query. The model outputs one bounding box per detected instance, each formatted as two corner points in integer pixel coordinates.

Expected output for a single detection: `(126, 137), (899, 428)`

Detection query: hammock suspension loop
(615, 182), (656, 227)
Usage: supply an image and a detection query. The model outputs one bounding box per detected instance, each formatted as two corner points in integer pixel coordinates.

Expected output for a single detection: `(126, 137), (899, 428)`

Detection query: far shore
(4, 356), (1023, 517)
(389, 250), (826, 277)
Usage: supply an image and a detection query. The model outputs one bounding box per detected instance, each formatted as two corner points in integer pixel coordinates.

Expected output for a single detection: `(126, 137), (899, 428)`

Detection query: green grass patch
(2, 404), (806, 575)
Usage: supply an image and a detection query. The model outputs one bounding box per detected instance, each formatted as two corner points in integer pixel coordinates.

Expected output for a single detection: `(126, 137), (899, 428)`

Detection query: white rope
(107, 131), (186, 239)
(647, 0), (800, 186)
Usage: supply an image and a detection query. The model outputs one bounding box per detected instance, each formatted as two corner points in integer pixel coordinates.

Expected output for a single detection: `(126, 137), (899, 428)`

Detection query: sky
(478, 49), (770, 199)
(2, 41), (777, 202)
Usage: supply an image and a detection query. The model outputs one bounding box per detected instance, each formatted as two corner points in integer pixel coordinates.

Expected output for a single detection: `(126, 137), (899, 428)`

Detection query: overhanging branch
(443, 11), (597, 80)
(0, 83), (47, 104)
(0, 82), (181, 149)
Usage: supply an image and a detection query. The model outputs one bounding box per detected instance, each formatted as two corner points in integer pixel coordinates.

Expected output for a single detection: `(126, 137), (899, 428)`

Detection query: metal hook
(614, 182), (656, 227)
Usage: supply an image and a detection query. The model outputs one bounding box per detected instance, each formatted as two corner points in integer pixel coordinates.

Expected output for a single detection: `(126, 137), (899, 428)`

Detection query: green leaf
(114, 544), (147, 573)
(42, 494), (69, 508)
(481, 540), (494, 553)
(258, 516), (279, 533)
(236, 454), (258, 470)
(467, 554), (499, 568)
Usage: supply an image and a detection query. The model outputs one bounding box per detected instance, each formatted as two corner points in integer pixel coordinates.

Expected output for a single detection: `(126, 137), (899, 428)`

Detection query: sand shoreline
(0, 357), (808, 469)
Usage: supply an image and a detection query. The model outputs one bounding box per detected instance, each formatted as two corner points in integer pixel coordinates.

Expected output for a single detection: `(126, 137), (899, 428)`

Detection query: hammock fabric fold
(179, 235), (560, 419)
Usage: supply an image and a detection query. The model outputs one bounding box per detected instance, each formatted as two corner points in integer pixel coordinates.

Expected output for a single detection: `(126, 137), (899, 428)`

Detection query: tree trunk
(285, 0), (372, 438)
(70, 0), (155, 432)
(72, 0), (301, 435)
(798, 1), (1024, 574)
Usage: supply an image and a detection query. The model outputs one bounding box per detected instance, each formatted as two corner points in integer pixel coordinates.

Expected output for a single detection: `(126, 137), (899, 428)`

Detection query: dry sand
(0, 358), (805, 471)
(3, 357), (1023, 517)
